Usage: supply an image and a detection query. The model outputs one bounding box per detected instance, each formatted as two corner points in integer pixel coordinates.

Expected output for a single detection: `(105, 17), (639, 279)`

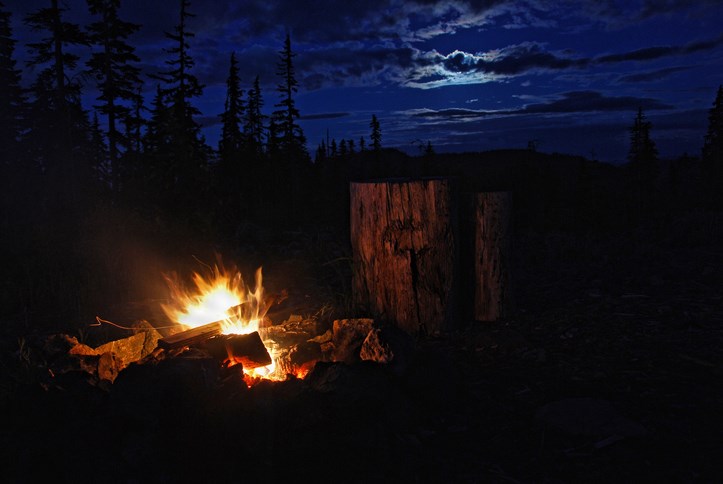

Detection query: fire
(161, 263), (283, 380)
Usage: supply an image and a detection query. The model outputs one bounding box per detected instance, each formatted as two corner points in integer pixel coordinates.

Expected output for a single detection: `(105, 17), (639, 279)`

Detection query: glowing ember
(162, 263), (284, 380)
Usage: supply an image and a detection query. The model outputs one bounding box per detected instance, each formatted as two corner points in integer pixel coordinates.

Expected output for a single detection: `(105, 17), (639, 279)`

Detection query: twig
(93, 316), (177, 331)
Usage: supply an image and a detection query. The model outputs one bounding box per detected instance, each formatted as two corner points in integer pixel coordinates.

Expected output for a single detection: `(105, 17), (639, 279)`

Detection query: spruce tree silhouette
(0, 1), (24, 166)
(369, 114), (382, 177)
(219, 52), (244, 161)
(702, 85), (723, 208)
(271, 33), (309, 225)
(150, 0), (209, 219)
(218, 52), (247, 226)
(24, 0), (96, 214)
(244, 75), (265, 158)
(272, 33), (307, 162)
(627, 107), (659, 219)
(86, 0), (142, 194)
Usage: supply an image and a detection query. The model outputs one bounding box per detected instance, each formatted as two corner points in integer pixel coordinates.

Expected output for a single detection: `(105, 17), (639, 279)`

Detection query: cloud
(300, 112), (350, 120)
(521, 90), (673, 112)
(618, 66), (693, 83)
(403, 32), (723, 89)
(595, 34), (723, 64)
(411, 90), (673, 118)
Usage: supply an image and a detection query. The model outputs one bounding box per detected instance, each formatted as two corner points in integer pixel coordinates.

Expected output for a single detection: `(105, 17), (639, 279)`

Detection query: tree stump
(474, 191), (512, 321)
(350, 178), (458, 335)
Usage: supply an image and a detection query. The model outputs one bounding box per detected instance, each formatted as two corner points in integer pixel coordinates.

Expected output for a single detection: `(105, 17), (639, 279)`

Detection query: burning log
(156, 303), (251, 351)
(157, 320), (224, 351)
(199, 332), (272, 369)
(350, 178), (459, 335)
(474, 191), (512, 321)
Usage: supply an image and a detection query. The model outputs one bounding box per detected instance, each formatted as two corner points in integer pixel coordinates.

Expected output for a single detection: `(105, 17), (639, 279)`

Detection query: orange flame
(161, 263), (284, 380)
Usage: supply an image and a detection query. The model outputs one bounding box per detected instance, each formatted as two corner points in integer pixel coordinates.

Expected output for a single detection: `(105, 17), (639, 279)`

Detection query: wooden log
(474, 191), (512, 321)
(199, 332), (271, 369)
(350, 178), (459, 335)
(157, 320), (223, 350)
(156, 303), (254, 350)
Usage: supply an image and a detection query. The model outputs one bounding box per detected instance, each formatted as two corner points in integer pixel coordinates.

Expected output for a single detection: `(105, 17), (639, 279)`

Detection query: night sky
(9, 0), (723, 162)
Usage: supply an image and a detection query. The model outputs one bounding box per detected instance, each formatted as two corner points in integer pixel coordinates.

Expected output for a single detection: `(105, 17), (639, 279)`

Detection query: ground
(1, 214), (722, 483)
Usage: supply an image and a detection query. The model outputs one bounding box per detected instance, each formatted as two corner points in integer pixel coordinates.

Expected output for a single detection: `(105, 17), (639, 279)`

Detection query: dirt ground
(1, 217), (722, 483)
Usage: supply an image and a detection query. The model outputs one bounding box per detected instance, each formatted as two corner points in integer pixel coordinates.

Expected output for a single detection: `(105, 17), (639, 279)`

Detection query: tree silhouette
(24, 0), (96, 211)
(217, 52), (248, 224)
(370, 114), (381, 152)
(702, 85), (723, 207)
(0, 1), (24, 163)
(86, 0), (142, 193)
(219, 52), (244, 164)
(90, 111), (109, 184)
(272, 33), (307, 161)
(0, 1), (27, 244)
(628, 107), (658, 177)
(25, 0), (87, 113)
(244, 75), (265, 156)
(142, 85), (172, 195)
(627, 107), (659, 217)
(150, 0), (208, 209)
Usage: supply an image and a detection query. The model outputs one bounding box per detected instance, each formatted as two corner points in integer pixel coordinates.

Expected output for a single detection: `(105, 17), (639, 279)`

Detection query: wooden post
(474, 191), (512, 321)
(350, 178), (458, 335)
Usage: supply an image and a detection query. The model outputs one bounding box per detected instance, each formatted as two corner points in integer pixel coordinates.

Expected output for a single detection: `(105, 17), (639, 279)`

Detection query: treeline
(0, 0), (395, 326)
(1, 1), (722, 328)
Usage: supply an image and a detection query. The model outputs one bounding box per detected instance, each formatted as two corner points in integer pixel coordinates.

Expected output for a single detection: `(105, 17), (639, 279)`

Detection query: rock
(95, 321), (162, 362)
(262, 317), (319, 346)
(360, 328), (394, 363)
(360, 325), (414, 375)
(331, 318), (374, 363)
(535, 397), (647, 437)
(97, 352), (122, 382)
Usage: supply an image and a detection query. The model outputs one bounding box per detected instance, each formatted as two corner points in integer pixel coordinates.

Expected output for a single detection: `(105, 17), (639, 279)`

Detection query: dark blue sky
(9, 0), (723, 162)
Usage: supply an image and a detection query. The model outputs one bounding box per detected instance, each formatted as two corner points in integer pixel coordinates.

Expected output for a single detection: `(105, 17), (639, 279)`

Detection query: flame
(162, 265), (265, 335)
(162, 263), (283, 380)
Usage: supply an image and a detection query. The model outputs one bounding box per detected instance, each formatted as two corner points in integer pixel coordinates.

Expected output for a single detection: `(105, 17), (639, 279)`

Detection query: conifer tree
(702, 85), (723, 206)
(626, 107), (659, 216)
(339, 139), (348, 158)
(244, 75), (265, 156)
(272, 33), (307, 161)
(90, 111), (109, 185)
(0, 1), (24, 163)
(150, 0), (208, 202)
(86, 0), (142, 192)
(628, 107), (658, 178)
(424, 140), (434, 157)
(0, 1), (27, 239)
(315, 140), (327, 164)
(218, 52), (244, 163)
(25, 0), (87, 114)
(24, 0), (95, 207)
(703, 85), (723, 161)
(370, 114), (382, 152)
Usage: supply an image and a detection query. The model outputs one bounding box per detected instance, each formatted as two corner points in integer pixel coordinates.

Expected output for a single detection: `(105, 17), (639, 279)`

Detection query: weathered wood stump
(350, 178), (459, 335)
(474, 192), (512, 321)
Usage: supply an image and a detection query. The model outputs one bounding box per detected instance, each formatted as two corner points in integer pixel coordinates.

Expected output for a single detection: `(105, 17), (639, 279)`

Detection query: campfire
(158, 261), (317, 383)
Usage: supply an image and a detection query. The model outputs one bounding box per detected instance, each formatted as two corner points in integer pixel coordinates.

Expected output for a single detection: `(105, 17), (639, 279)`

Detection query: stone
(331, 318), (374, 363)
(360, 328), (394, 363)
(94, 321), (162, 366)
(97, 352), (122, 382)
